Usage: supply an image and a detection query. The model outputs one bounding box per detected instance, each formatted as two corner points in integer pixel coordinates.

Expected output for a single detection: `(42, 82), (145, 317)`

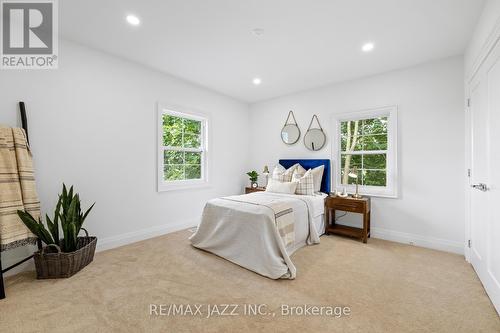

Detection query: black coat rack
(0, 102), (42, 300)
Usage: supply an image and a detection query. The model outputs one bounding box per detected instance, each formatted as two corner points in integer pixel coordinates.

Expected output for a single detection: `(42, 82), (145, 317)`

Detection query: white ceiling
(60, 0), (485, 103)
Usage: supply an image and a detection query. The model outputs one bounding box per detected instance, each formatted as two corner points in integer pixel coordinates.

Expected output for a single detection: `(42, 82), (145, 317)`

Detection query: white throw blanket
(220, 194), (295, 247)
(189, 192), (322, 279)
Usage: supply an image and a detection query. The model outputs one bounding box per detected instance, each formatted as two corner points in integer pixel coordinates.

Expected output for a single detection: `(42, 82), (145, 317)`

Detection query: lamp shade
(263, 165), (270, 174)
(348, 167), (358, 178)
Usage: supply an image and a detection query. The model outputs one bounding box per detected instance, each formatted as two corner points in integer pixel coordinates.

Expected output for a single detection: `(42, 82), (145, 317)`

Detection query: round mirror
(304, 128), (326, 151)
(281, 124), (301, 145)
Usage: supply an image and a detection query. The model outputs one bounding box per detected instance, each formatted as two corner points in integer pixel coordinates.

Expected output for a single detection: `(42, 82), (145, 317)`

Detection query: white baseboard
(96, 219), (198, 252)
(370, 227), (464, 255)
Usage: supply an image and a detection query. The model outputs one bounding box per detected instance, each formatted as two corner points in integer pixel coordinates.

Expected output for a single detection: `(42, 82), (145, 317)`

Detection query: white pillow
(291, 164), (307, 181)
(265, 179), (298, 194)
(311, 165), (325, 192)
(272, 163), (299, 182)
(294, 169), (315, 195)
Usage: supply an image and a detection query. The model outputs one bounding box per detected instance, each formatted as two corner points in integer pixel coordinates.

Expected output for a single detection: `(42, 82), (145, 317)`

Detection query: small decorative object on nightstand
(246, 170), (259, 188)
(324, 195), (371, 243)
(262, 165), (270, 187)
(245, 186), (266, 194)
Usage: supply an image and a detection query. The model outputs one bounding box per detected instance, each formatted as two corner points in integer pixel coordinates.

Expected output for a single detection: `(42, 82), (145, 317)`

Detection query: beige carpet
(1, 229), (499, 333)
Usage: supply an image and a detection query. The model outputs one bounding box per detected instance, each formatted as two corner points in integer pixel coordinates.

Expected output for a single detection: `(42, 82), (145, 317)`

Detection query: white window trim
(331, 105), (398, 198)
(157, 103), (211, 192)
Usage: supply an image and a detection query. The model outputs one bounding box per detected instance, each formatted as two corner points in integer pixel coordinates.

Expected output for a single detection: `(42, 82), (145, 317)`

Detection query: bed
(189, 159), (331, 279)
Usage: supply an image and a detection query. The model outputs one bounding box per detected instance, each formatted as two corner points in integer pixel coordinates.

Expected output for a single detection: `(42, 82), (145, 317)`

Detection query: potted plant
(17, 184), (96, 279)
(246, 170), (259, 188)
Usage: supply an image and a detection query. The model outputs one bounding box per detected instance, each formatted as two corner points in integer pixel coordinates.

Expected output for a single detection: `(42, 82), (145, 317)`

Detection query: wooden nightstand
(245, 187), (266, 194)
(324, 195), (371, 243)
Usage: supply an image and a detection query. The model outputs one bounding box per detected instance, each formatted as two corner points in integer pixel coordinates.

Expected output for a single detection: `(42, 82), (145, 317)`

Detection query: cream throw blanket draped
(0, 126), (39, 251)
(220, 195), (295, 247)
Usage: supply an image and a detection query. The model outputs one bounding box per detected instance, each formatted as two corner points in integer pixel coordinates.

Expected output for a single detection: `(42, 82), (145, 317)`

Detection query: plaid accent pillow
(272, 164), (299, 182)
(294, 169), (315, 195)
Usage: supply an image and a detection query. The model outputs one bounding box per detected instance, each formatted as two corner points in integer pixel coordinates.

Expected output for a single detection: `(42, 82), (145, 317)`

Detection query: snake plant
(17, 184), (95, 252)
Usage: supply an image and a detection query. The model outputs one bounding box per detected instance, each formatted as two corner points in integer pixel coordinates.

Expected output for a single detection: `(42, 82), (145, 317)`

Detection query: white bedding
(189, 191), (326, 279)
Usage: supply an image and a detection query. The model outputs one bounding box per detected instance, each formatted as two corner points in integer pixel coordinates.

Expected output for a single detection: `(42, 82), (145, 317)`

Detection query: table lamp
(262, 165), (270, 188)
(348, 167), (362, 199)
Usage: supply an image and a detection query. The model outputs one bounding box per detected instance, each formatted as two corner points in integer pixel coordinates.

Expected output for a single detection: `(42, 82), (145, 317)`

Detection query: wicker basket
(33, 235), (97, 279)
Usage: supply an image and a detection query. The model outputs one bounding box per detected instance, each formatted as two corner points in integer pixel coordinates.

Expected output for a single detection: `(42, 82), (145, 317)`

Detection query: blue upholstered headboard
(278, 159), (331, 194)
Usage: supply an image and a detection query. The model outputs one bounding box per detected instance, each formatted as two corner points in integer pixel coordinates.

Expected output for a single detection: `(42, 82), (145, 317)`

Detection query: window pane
(164, 164), (184, 181)
(362, 134), (387, 151)
(340, 120), (362, 136)
(362, 170), (386, 186)
(341, 154), (362, 168)
(183, 133), (201, 148)
(185, 152), (201, 164)
(341, 135), (347, 151)
(340, 154), (362, 185)
(163, 114), (184, 147)
(163, 114), (184, 129)
(361, 117), (387, 135)
(341, 117), (388, 152)
(341, 169), (358, 185)
(363, 154), (386, 169)
(340, 120), (362, 152)
(184, 119), (201, 134)
(164, 130), (182, 147)
(164, 150), (184, 165)
(185, 165), (201, 180)
(341, 154), (387, 187)
(161, 112), (206, 184)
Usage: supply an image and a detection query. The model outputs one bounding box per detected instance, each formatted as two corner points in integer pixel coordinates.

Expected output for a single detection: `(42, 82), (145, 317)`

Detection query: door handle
(471, 183), (488, 192)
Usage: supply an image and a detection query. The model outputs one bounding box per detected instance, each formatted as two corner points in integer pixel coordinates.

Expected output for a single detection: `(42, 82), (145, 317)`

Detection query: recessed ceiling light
(362, 42), (375, 52)
(253, 78), (262, 85)
(126, 15), (140, 26)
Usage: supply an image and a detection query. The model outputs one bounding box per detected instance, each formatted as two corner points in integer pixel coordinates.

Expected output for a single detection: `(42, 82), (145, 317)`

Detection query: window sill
(157, 181), (211, 192)
(337, 186), (398, 199)
(361, 192), (398, 199)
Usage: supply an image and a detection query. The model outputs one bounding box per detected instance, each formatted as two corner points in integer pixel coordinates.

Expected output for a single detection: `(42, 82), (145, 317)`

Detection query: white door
(469, 41), (500, 315)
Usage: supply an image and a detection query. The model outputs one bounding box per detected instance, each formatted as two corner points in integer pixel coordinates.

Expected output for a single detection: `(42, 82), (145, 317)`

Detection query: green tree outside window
(162, 114), (204, 181)
(341, 117), (388, 187)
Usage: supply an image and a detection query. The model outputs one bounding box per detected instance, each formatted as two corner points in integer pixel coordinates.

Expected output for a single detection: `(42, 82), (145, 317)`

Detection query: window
(157, 104), (209, 191)
(333, 106), (398, 197)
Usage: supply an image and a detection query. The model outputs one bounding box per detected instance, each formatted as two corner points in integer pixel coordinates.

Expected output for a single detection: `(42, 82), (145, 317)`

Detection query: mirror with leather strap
(304, 114), (326, 151)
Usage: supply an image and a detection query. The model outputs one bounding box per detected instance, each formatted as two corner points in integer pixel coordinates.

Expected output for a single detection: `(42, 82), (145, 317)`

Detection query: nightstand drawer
(325, 198), (367, 213)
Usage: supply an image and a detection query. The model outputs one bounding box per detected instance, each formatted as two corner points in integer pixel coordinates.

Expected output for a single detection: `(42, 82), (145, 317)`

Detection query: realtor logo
(1, 0), (58, 69)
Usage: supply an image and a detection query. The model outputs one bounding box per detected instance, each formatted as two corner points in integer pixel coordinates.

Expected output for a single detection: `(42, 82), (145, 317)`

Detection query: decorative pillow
(294, 169), (315, 195)
(265, 179), (298, 194)
(272, 163), (299, 182)
(311, 165), (325, 192)
(291, 164), (307, 181)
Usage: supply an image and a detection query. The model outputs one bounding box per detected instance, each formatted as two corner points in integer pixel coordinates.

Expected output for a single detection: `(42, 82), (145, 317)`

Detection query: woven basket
(33, 235), (97, 279)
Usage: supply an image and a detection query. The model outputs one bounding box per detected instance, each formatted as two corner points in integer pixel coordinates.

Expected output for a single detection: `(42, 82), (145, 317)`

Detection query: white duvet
(189, 191), (326, 279)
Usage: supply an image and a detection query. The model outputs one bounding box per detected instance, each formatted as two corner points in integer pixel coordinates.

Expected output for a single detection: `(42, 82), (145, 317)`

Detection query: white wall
(465, 0), (500, 79)
(249, 56), (465, 254)
(0, 40), (250, 274)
